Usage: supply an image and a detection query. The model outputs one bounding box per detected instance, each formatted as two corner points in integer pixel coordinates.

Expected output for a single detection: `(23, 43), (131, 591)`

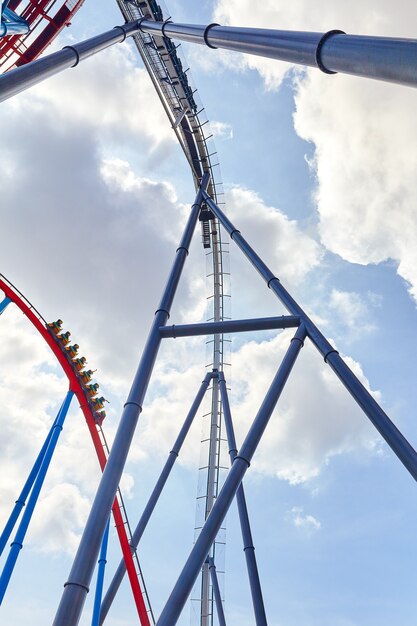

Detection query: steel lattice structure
(0, 2), (417, 626)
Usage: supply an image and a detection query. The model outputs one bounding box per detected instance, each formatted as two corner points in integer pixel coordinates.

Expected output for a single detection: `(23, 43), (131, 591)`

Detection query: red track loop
(0, 274), (151, 625)
(0, 0), (85, 73)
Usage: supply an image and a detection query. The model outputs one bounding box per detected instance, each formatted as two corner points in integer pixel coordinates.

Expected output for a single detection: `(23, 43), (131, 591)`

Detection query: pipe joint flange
(155, 308), (170, 318)
(291, 335), (305, 348)
(267, 276), (280, 289)
(230, 228), (241, 240)
(63, 580), (89, 592)
(63, 45), (80, 68)
(137, 16), (151, 32)
(316, 29), (345, 74)
(123, 400), (143, 411)
(161, 18), (173, 38)
(204, 23), (220, 49)
(234, 454), (251, 468)
(113, 24), (127, 42)
(176, 245), (189, 255)
(324, 349), (339, 363)
(243, 544), (255, 552)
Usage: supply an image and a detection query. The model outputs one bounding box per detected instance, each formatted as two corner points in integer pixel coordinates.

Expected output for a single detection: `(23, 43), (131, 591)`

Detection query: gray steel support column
(52, 172), (210, 626)
(218, 372), (267, 626)
(0, 21), (141, 103)
(160, 315), (300, 338)
(99, 372), (213, 624)
(156, 324), (307, 625)
(203, 192), (417, 483)
(207, 557), (226, 626)
(138, 20), (417, 88)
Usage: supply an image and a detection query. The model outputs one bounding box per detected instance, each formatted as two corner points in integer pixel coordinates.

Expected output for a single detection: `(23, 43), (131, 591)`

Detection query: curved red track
(0, 0), (85, 73)
(0, 274), (150, 625)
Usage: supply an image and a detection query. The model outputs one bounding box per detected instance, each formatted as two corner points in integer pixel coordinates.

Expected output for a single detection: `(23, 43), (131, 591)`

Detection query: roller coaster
(0, 1), (416, 625)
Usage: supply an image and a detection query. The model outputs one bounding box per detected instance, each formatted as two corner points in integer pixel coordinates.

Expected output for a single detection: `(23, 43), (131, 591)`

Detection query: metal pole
(0, 6), (29, 37)
(138, 20), (417, 88)
(201, 225), (223, 626)
(156, 324), (307, 625)
(207, 557), (226, 626)
(0, 414), (57, 556)
(99, 372), (213, 624)
(0, 296), (11, 315)
(0, 390), (74, 603)
(203, 192), (417, 483)
(53, 172), (210, 626)
(218, 373), (267, 626)
(0, 21), (141, 103)
(160, 315), (300, 338)
(91, 518), (110, 626)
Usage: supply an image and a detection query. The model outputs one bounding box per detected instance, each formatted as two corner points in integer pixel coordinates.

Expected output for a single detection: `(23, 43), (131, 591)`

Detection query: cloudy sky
(1, 1), (417, 625)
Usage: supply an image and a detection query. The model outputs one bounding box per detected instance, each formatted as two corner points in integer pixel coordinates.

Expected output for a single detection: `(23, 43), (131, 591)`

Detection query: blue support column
(91, 518), (110, 626)
(0, 296), (11, 315)
(218, 372), (267, 626)
(0, 415), (57, 556)
(156, 324), (307, 625)
(99, 371), (213, 624)
(207, 557), (226, 626)
(203, 191), (417, 484)
(53, 172), (210, 626)
(0, 390), (74, 603)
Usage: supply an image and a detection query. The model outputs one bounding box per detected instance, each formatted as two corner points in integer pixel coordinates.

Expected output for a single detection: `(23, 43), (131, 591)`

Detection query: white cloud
(225, 185), (323, 286)
(30, 483), (91, 555)
(132, 330), (380, 485)
(328, 289), (376, 339)
(213, 1), (417, 302)
(7, 42), (175, 151)
(289, 506), (321, 532)
(210, 120), (233, 140)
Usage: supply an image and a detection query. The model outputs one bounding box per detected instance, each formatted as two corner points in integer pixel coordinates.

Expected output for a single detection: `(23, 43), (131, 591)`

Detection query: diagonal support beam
(218, 372), (267, 626)
(99, 371), (214, 624)
(207, 557), (226, 626)
(0, 21), (142, 103)
(0, 296), (11, 315)
(203, 191), (417, 484)
(156, 323), (307, 625)
(0, 390), (74, 603)
(52, 172), (210, 626)
(0, 413), (58, 557)
(91, 517), (110, 626)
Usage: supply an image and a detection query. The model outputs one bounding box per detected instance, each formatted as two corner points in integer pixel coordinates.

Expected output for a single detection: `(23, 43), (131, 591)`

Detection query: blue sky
(1, 1), (417, 625)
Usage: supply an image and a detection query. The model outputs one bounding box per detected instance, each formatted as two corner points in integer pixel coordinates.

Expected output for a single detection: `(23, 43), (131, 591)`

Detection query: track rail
(112, 3), (228, 624)
(0, 274), (153, 626)
(0, 0), (85, 73)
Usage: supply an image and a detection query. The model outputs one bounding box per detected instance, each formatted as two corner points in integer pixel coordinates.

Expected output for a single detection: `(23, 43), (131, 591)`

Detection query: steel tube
(218, 373), (267, 626)
(139, 20), (417, 88)
(53, 173), (210, 626)
(0, 21), (140, 103)
(0, 296), (11, 315)
(0, 415), (57, 557)
(99, 372), (213, 623)
(91, 518), (110, 626)
(160, 315), (300, 338)
(156, 324), (306, 625)
(0, 390), (74, 603)
(203, 192), (417, 483)
(207, 557), (226, 626)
